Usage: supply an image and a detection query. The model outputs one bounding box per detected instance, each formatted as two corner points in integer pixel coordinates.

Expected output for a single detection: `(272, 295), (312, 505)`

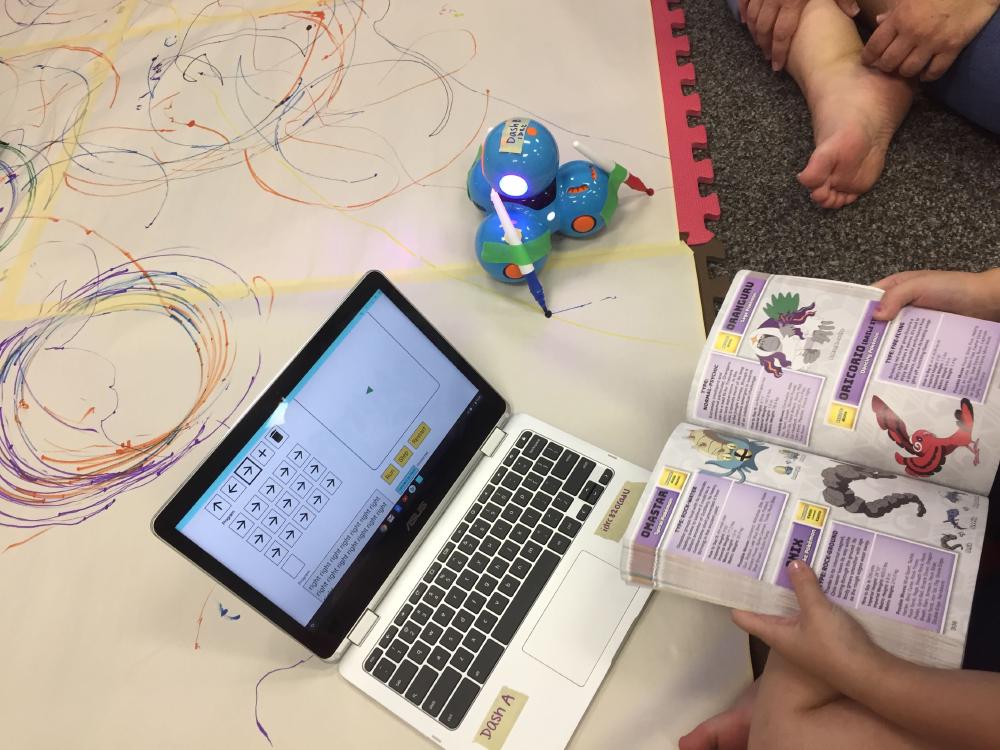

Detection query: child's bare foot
(796, 58), (913, 209)
(678, 680), (758, 750)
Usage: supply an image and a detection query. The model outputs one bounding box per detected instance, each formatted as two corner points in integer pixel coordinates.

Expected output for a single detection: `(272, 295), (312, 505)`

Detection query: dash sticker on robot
(474, 687), (528, 748)
(498, 118), (530, 154)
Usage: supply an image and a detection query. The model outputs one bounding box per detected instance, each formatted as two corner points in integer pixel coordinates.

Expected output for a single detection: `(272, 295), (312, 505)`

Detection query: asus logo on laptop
(406, 501), (428, 532)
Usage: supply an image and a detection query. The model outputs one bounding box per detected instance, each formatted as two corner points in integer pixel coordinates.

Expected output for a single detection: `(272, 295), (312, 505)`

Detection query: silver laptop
(153, 270), (650, 749)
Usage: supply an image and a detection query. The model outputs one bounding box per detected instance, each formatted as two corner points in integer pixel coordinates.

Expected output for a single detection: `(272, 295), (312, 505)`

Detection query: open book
(621, 271), (1000, 668)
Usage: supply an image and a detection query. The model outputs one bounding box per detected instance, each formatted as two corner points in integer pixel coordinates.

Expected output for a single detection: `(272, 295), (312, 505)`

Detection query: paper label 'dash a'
(473, 687), (528, 748)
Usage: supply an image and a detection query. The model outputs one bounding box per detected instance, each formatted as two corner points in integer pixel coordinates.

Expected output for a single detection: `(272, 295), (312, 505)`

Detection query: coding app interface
(177, 291), (479, 625)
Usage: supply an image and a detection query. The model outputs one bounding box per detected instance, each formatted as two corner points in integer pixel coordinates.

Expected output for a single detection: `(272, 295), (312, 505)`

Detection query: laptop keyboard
(363, 430), (613, 730)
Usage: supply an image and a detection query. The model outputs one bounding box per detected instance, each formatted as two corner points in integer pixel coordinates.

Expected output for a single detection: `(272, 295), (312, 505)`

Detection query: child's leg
(750, 653), (934, 749)
(786, 0), (914, 208)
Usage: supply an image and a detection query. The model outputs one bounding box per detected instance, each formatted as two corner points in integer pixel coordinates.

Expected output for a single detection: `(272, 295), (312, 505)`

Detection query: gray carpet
(682, 0), (1000, 284)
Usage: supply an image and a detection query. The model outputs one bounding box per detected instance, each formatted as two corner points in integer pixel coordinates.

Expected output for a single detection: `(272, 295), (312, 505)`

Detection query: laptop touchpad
(522, 551), (639, 687)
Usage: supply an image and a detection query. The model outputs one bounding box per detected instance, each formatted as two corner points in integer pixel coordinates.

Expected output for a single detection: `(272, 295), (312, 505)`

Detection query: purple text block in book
(858, 534), (955, 633)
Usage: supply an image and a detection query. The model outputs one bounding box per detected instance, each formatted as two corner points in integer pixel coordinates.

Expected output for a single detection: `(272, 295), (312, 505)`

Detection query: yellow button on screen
(382, 465), (400, 484)
(395, 446), (413, 467)
(409, 422), (431, 449)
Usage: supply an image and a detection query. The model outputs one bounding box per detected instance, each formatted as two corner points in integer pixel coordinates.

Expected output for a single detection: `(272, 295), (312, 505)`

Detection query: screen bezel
(152, 270), (507, 658)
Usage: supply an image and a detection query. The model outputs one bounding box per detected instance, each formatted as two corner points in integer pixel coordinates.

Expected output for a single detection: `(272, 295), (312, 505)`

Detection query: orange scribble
(152, 92), (178, 111)
(2, 528), (52, 554)
(26, 214), (157, 296)
(176, 117), (230, 144)
(28, 80), (70, 127)
(243, 151), (313, 206)
(263, 9), (329, 104)
(62, 45), (121, 107)
(194, 586), (215, 650)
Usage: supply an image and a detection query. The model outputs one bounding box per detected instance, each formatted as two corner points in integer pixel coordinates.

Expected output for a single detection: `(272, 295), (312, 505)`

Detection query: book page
(688, 271), (1000, 495)
(621, 423), (989, 667)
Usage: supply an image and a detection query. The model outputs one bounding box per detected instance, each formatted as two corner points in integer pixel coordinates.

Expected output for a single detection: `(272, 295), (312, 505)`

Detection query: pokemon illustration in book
(872, 396), (981, 478)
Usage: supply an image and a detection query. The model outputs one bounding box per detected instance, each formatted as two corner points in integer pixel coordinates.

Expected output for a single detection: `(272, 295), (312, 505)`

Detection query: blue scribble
(218, 602), (241, 620)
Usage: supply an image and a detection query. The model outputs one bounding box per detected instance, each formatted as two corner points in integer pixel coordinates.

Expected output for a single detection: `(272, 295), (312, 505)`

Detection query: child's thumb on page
(873, 281), (916, 320)
(788, 560), (828, 612)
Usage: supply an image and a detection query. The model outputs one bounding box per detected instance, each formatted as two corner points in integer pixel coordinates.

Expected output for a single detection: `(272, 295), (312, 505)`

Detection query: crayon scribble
(0, 219), (268, 530)
(255, 656), (313, 746)
(193, 586), (215, 650)
(2, 527), (51, 554)
(0, 142), (37, 253)
(552, 295), (618, 315)
(218, 603), (241, 620)
(1, 1), (487, 241)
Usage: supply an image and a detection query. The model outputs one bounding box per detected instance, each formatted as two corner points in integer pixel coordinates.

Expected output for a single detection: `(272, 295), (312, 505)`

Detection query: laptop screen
(175, 290), (479, 627)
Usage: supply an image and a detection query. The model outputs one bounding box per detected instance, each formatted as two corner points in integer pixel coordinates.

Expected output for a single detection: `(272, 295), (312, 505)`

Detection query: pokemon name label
(826, 300), (888, 430)
(595, 481), (645, 542)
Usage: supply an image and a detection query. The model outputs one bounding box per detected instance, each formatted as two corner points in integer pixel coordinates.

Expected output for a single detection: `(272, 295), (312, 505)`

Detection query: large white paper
(1, 2), (749, 747)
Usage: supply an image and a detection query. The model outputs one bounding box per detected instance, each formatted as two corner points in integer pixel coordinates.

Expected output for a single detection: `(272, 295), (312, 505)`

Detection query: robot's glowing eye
(546, 211), (556, 221)
(498, 174), (528, 197)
